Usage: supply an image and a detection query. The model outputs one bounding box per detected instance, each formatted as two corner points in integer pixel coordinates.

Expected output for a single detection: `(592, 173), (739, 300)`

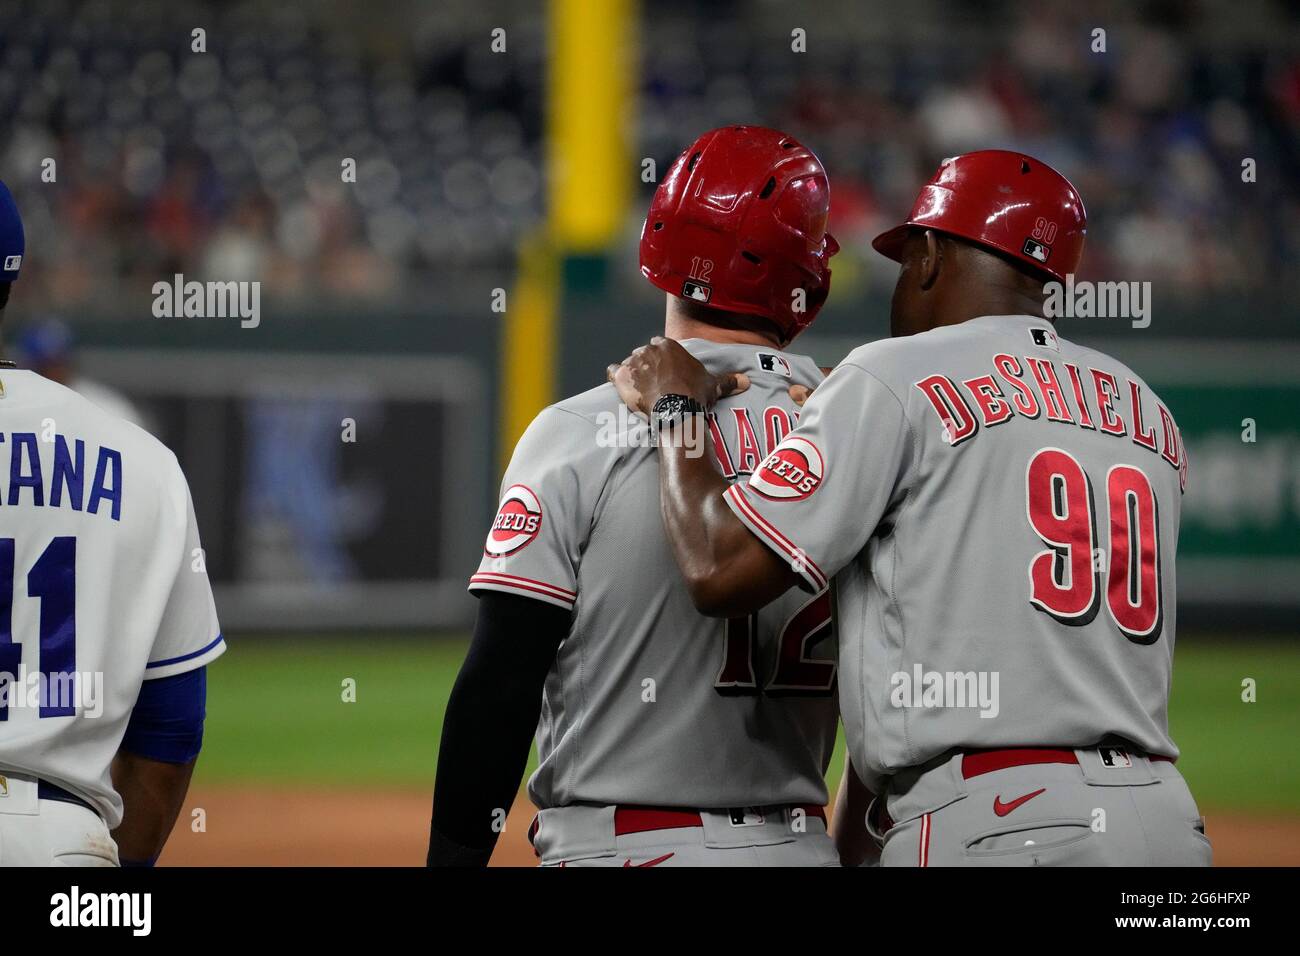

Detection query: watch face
(652, 394), (701, 428)
(653, 394), (685, 417)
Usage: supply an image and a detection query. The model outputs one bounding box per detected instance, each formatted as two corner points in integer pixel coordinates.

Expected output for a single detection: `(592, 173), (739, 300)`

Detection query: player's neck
(663, 302), (784, 349)
(931, 292), (1047, 330)
(929, 259), (1049, 330)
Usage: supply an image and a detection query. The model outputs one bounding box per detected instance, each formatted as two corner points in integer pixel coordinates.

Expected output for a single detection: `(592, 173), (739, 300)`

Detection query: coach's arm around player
(606, 338), (802, 618)
(608, 343), (882, 865)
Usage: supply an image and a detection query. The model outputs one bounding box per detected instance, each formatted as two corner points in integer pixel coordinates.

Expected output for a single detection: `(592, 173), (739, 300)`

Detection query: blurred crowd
(0, 0), (1295, 315)
(0, 0), (546, 311)
(634, 1), (1300, 303)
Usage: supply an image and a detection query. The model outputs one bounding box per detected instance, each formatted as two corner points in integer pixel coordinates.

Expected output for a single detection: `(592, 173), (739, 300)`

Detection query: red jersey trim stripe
(469, 572), (577, 608)
(723, 484), (828, 590)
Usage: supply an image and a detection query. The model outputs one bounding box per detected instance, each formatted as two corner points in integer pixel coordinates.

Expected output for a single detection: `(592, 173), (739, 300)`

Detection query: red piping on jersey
(724, 484), (827, 589)
(469, 571), (575, 597)
(469, 572), (576, 606)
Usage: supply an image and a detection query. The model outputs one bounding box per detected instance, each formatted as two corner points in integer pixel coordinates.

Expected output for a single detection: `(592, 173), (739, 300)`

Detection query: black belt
(37, 780), (98, 816)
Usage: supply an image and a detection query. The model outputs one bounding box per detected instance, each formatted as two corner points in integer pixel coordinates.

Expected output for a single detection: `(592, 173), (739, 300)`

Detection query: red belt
(874, 747), (1176, 837)
(614, 804), (825, 836)
(528, 804), (827, 848)
(961, 747), (1174, 780)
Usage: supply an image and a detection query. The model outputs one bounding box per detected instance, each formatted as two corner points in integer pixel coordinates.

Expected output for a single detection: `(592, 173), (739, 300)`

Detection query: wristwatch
(650, 393), (706, 431)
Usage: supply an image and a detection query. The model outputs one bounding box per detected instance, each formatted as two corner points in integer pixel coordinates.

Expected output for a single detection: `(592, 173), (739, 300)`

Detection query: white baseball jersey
(470, 339), (839, 811)
(0, 369), (224, 827)
(724, 315), (1186, 793)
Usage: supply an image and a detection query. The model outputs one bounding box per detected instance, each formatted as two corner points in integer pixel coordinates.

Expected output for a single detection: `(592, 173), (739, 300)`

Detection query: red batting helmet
(639, 126), (839, 342)
(872, 150), (1086, 284)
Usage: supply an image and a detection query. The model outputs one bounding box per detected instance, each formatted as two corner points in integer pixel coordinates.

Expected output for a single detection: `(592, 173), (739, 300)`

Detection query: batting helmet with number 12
(639, 126), (839, 343)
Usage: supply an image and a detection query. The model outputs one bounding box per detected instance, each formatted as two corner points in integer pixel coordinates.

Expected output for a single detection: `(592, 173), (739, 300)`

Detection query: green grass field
(197, 635), (1300, 814)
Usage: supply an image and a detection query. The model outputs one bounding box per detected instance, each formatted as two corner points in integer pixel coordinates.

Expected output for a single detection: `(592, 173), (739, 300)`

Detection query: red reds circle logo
(748, 436), (825, 501)
(485, 484), (543, 556)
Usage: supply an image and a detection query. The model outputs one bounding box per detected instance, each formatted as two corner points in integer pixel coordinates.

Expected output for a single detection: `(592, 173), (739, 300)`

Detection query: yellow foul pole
(500, 0), (635, 466)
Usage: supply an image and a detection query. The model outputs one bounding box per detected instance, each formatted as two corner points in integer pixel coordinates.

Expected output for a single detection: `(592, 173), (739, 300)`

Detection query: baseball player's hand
(607, 337), (749, 415)
(788, 384), (814, 407)
(788, 366), (834, 407)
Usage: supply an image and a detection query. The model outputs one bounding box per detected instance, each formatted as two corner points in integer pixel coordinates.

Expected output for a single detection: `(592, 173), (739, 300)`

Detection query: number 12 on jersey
(717, 590), (836, 696)
(1025, 448), (1163, 643)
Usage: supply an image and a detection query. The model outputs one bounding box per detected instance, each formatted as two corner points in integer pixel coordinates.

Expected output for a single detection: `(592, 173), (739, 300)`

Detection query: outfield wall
(52, 294), (1300, 630)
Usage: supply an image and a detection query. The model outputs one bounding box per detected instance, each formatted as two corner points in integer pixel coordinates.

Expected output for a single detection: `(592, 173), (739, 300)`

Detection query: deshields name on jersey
(0, 431), (123, 520)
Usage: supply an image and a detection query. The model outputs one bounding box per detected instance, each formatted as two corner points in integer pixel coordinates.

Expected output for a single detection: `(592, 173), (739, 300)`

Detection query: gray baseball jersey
(723, 315), (1186, 794)
(469, 339), (839, 810)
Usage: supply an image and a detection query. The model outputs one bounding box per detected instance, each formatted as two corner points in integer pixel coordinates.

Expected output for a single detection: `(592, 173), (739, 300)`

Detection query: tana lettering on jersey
(748, 435), (825, 501)
(484, 483), (543, 556)
(0, 431), (124, 520)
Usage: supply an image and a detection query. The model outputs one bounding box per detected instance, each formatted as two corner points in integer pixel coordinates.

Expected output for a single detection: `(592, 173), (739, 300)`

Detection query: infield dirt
(160, 785), (1299, 866)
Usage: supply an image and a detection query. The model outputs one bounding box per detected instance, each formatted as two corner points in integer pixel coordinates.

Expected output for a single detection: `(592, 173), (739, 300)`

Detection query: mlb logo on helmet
(681, 280), (711, 303)
(1022, 237), (1050, 263)
(0, 178), (24, 282)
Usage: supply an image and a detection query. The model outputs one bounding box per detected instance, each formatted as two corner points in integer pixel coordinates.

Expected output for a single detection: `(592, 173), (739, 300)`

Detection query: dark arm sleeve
(428, 591), (570, 866)
(120, 667), (207, 764)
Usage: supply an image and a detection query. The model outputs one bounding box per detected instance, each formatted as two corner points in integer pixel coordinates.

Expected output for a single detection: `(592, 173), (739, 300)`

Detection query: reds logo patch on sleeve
(748, 436), (824, 501)
(485, 484), (544, 556)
